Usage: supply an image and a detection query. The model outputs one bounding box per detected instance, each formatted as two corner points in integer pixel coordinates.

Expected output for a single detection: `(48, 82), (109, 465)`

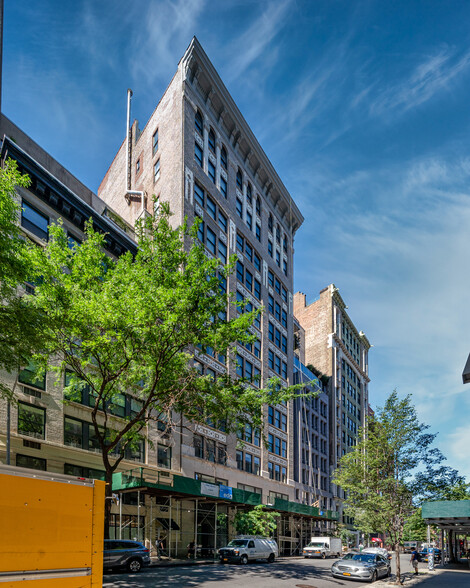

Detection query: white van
(219, 535), (278, 564)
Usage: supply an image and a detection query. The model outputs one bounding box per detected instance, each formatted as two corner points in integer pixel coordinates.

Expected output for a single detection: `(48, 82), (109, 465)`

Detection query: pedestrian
(410, 548), (420, 575)
(187, 540), (195, 559)
(156, 538), (164, 561)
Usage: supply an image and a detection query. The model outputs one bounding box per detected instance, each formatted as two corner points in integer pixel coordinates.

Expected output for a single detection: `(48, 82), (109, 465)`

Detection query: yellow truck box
(0, 464), (105, 586)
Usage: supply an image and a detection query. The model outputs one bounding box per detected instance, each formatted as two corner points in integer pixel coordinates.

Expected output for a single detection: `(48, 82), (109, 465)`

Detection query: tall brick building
(96, 38), (338, 553)
(293, 285), (371, 521)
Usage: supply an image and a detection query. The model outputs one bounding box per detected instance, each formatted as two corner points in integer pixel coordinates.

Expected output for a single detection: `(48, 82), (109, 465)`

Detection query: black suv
(103, 539), (150, 572)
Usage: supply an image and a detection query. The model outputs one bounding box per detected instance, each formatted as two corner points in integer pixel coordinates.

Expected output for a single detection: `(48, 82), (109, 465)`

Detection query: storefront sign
(201, 482), (219, 497)
(219, 485), (233, 500)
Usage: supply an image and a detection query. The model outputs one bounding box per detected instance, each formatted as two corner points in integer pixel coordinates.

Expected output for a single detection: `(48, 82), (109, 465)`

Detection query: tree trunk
(104, 467), (114, 540)
(395, 542), (401, 584)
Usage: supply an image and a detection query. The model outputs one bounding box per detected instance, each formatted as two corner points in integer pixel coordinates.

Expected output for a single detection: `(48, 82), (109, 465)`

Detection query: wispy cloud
(369, 46), (470, 117)
(224, 0), (293, 84)
(129, 0), (206, 87)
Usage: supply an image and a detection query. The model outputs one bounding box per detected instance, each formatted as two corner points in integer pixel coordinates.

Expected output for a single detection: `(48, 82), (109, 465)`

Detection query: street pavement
(102, 554), (470, 587)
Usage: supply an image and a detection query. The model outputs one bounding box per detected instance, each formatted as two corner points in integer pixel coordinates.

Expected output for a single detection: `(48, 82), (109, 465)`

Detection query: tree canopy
(0, 160), (44, 399)
(234, 505), (280, 537)
(26, 204), (303, 533)
(333, 390), (458, 583)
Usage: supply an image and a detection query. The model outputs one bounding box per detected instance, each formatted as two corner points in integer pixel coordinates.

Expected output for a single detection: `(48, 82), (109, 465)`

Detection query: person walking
(410, 548), (420, 575)
(156, 538), (164, 561)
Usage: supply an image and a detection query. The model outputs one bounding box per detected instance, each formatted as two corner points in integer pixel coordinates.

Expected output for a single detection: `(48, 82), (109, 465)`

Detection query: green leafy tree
(234, 505), (280, 537)
(0, 159), (44, 400)
(26, 204), (303, 535)
(333, 391), (451, 584)
(403, 508), (428, 542)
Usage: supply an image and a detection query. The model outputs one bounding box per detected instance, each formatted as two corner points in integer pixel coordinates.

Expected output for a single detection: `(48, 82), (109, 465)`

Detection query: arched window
(256, 196), (261, 216)
(268, 213), (273, 232)
(195, 110), (203, 135)
(236, 169), (243, 191)
(220, 146), (227, 170)
(246, 183), (252, 204)
(208, 128), (216, 153)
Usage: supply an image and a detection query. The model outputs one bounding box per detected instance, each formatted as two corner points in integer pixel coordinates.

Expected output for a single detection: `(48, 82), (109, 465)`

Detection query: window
(268, 239), (273, 257)
(275, 278), (281, 295)
(268, 270), (274, 288)
(253, 279), (261, 300)
(18, 402), (45, 439)
(283, 259), (288, 276)
(268, 295), (274, 313)
(254, 339), (261, 358)
(208, 128), (216, 153)
(236, 169), (243, 191)
(22, 201), (48, 241)
(281, 287), (288, 303)
(245, 270), (253, 292)
(136, 159), (140, 174)
(220, 146), (227, 170)
(152, 129), (159, 154)
(195, 142), (203, 167)
(245, 242), (253, 262)
(268, 322), (274, 342)
(236, 233), (244, 252)
(16, 454), (46, 471)
(206, 226), (216, 255)
(246, 183), (252, 204)
(236, 198), (243, 218)
(208, 160), (216, 183)
(236, 261), (244, 283)
(255, 223), (261, 242)
(218, 210), (227, 232)
(281, 309), (287, 328)
(194, 183), (204, 207)
(256, 196), (261, 216)
(220, 176), (227, 198)
(153, 159), (160, 182)
(158, 444), (172, 469)
(195, 110), (203, 135)
(275, 302), (281, 321)
(206, 197), (216, 220)
(276, 250), (281, 267)
(253, 253), (261, 272)
(19, 362), (46, 390)
(283, 236), (288, 253)
(246, 211), (252, 230)
(276, 224), (281, 244)
(218, 240), (227, 263)
(268, 213), (273, 233)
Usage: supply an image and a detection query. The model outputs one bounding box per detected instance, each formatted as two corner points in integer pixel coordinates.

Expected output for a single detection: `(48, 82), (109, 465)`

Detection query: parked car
(419, 547), (441, 562)
(331, 552), (391, 582)
(219, 536), (278, 564)
(103, 539), (150, 572)
(362, 546), (392, 560)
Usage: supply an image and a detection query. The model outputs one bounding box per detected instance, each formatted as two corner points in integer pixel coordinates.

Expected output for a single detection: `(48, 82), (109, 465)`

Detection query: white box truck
(303, 536), (342, 559)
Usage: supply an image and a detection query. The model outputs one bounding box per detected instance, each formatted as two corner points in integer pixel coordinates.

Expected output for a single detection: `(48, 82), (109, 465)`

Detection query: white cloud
(223, 0), (293, 84)
(369, 46), (470, 117)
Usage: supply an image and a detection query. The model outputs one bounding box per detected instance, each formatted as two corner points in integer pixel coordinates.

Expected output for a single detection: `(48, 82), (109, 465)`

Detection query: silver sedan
(331, 552), (391, 582)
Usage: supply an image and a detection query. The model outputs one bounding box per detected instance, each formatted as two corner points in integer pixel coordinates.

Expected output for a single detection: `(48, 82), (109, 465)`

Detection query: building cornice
(180, 37), (304, 236)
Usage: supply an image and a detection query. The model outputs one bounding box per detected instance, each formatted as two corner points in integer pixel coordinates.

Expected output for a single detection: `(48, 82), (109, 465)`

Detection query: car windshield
(227, 540), (248, 547)
(307, 542), (325, 548)
(343, 553), (375, 563)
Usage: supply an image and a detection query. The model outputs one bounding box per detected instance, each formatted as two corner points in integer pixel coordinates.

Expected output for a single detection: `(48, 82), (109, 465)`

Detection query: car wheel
(127, 558), (142, 573)
(240, 554), (248, 565)
(321, 552), (326, 559)
(370, 570), (377, 583)
(386, 566), (391, 577)
(267, 553), (275, 563)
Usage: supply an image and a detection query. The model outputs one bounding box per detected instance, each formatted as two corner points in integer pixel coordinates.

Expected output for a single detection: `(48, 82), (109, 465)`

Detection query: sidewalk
(376, 562), (470, 586)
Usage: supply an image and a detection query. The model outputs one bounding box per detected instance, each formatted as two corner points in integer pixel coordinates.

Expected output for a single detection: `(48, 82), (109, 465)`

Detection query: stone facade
(294, 285), (371, 521)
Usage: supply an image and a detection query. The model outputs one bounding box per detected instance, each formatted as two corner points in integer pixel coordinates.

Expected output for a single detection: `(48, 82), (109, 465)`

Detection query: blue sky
(4, 0), (470, 481)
